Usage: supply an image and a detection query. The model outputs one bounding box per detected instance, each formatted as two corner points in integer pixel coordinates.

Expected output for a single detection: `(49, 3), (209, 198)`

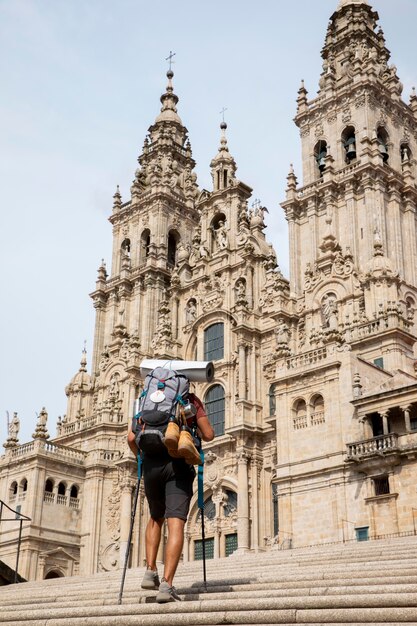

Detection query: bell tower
(274, 0), (417, 547)
(281, 0), (417, 367)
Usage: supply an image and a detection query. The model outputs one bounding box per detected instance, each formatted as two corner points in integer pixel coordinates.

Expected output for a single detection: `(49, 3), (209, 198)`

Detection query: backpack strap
(198, 449), (204, 509)
(137, 369), (157, 413)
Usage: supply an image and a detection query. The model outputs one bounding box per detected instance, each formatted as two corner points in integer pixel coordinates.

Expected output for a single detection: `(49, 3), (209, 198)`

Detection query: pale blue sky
(1, 0), (416, 445)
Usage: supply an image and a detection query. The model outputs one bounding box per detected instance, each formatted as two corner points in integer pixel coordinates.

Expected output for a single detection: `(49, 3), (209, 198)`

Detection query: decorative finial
(220, 107), (228, 129)
(113, 185), (122, 211)
(166, 50), (176, 73)
(80, 341), (87, 372)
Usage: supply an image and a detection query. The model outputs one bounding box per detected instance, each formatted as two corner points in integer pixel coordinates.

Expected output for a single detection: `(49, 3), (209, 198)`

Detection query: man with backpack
(127, 366), (215, 603)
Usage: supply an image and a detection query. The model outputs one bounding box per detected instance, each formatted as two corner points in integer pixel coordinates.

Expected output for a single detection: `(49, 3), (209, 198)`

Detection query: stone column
(213, 525), (221, 559)
(251, 459), (260, 551)
(380, 411), (389, 435)
(119, 480), (133, 569)
(402, 405), (412, 432)
(237, 450), (250, 552)
(238, 342), (247, 400)
(212, 489), (225, 559)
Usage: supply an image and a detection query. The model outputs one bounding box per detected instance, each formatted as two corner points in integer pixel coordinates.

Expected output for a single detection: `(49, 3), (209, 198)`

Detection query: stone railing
(293, 415), (308, 430)
(346, 433), (399, 459)
(7, 442), (35, 459)
(57, 495), (67, 506)
(59, 413), (123, 436)
(311, 410), (325, 425)
(43, 492), (55, 504)
(69, 497), (80, 509)
(43, 441), (86, 465)
(287, 347), (327, 370)
(344, 313), (411, 344)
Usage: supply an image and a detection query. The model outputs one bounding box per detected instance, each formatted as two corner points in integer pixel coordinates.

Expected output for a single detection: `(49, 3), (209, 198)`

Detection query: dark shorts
(142, 456), (195, 521)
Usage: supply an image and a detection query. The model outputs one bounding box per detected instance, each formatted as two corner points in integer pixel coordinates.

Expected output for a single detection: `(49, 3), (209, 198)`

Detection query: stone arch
(121, 237), (131, 257)
(210, 212), (227, 252)
(400, 140), (412, 163)
(341, 125), (357, 163)
(44, 569), (64, 579)
(204, 384), (225, 436)
(376, 125), (389, 162)
(314, 139), (328, 176)
(167, 229), (180, 267)
(70, 484), (79, 499)
(292, 398), (307, 429)
(140, 228), (151, 263)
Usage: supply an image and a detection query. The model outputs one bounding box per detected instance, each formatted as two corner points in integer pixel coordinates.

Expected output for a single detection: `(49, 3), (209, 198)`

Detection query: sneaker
(177, 429), (202, 465)
(156, 579), (181, 603)
(141, 567), (160, 590)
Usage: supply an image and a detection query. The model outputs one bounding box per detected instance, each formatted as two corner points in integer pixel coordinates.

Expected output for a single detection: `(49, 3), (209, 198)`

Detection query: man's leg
(145, 517), (164, 570)
(162, 517), (185, 586)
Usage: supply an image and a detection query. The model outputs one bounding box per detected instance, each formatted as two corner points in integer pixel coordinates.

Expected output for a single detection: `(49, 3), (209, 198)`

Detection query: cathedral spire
(128, 64), (198, 203)
(155, 69), (182, 126)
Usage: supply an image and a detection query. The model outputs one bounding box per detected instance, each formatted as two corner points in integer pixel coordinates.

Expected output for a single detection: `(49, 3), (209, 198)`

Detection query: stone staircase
(1, 536), (417, 625)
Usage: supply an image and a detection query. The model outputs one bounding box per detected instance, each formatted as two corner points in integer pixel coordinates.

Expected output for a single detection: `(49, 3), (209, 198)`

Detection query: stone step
(2, 600), (417, 626)
(3, 582), (417, 613)
(2, 537), (417, 625)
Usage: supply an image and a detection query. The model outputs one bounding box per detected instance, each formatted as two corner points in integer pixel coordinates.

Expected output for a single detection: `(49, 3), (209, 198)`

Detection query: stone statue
(215, 221), (228, 249)
(322, 294), (338, 330)
(9, 412), (20, 440)
(186, 300), (197, 324)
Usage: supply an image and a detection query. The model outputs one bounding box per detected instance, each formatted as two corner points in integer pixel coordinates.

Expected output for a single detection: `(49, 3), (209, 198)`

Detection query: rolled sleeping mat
(139, 359), (214, 383)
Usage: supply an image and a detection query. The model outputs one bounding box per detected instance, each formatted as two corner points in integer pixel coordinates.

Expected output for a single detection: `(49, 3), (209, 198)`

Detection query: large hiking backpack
(133, 366), (189, 456)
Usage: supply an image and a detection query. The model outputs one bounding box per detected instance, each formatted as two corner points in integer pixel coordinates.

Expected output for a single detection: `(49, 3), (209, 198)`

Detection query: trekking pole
(118, 455), (142, 605)
(198, 450), (207, 590)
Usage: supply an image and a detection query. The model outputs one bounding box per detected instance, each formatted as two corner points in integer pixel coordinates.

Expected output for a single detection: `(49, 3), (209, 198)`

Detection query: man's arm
(127, 423), (139, 455)
(191, 394), (215, 442)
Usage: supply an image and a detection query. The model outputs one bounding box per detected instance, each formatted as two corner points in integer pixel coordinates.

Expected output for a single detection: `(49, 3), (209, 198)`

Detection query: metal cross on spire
(252, 198), (261, 211)
(166, 50), (176, 71)
(219, 107), (228, 124)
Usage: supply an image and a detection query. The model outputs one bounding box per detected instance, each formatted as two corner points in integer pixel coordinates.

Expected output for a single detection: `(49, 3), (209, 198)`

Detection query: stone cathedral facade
(2, 0), (417, 581)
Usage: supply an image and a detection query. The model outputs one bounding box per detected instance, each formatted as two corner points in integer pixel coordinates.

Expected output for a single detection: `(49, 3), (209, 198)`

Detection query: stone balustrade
(286, 347), (327, 370)
(346, 433), (399, 459)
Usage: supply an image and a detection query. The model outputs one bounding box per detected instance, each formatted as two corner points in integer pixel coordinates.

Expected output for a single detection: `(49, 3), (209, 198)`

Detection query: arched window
(44, 570), (64, 579)
(121, 238), (131, 257)
(204, 323), (224, 361)
(314, 140), (327, 176)
(224, 490), (237, 517)
(57, 482), (66, 496)
(205, 385), (225, 436)
(377, 127), (389, 163)
(293, 399), (307, 429)
(401, 142), (412, 163)
(342, 126), (356, 163)
(311, 394), (325, 425)
(140, 229), (151, 262)
(268, 384), (276, 416)
(70, 485), (79, 499)
(167, 231), (179, 267)
(10, 481), (18, 499)
(20, 478), (28, 493)
(45, 479), (54, 493)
